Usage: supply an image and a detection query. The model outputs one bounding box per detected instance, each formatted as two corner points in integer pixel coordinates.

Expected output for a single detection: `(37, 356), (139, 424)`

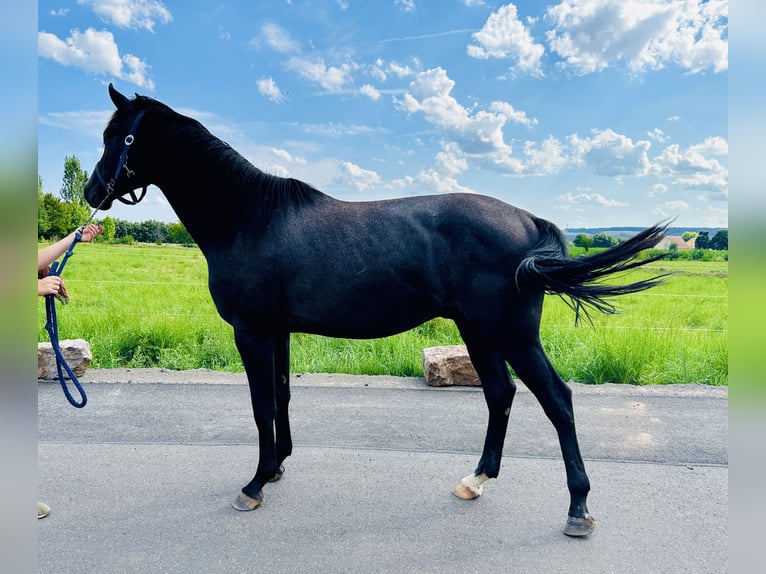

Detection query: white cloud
(397, 68), (510, 153)
(654, 143), (723, 173)
(359, 84), (382, 100)
(388, 61), (416, 77)
(675, 172), (728, 195)
(648, 183), (668, 198)
(270, 148), (306, 165)
(701, 205), (728, 228)
(488, 101), (538, 127)
(467, 4), (545, 75)
(558, 191), (629, 208)
(257, 77), (285, 103)
(38, 28), (154, 89)
(390, 169), (473, 194)
(218, 25), (231, 41)
(434, 144), (469, 176)
(396, 67), (571, 178)
(77, 0), (172, 32)
(653, 199), (689, 219)
(523, 136), (568, 175)
(652, 138), (727, 196)
(688, 136), (728, 156)
(561, 129), (728, 199)
(302, 123), (382, 138)
(647, 128), (667, 143)
(340, 161), (381, 191)
(369, 59), (388, 82)
(545, 0), (728, 75)
(38, 110), (114, 138)
(396, 0), (416, 13)
(252, 22), (300, 54)
(569, 128), (651, 176)
(287, 57), (356, 92)
(122, 54), (151, 88)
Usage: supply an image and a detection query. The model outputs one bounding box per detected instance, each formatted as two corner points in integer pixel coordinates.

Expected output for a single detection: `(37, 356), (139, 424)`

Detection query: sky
(37, 0), (728, 229)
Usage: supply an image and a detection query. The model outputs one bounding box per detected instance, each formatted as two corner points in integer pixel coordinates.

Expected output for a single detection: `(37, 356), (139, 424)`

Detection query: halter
(93, 108), (149, 208)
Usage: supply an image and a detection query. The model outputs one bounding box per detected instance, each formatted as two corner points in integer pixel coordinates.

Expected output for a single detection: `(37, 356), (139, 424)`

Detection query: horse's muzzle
(83, 172), (114, 211)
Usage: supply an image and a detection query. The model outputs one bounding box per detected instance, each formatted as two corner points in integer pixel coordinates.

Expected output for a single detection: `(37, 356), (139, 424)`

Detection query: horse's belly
(286, 293), (443, 339)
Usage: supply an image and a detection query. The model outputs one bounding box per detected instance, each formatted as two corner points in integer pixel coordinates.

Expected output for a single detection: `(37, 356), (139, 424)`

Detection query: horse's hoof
(563, 514), (596, 537)
(453, 473), (488, 500)
(269, 465), (285, 483)
(232, 491), (263, 511)
(453, 482), (481, 500)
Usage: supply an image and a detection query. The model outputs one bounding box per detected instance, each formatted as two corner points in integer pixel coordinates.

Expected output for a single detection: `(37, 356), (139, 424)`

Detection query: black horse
(85, 84), (668, 537)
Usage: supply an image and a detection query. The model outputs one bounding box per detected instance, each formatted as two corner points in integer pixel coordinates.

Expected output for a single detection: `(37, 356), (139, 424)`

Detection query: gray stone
(38, 339), (92, 380)
(422, 345), (480, 387)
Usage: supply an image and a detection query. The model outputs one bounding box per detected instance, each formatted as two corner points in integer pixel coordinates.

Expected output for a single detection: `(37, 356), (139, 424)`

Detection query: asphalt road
(38, 370), (728, 573)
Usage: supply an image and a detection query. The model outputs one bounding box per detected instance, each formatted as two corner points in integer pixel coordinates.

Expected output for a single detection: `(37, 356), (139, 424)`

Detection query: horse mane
(133, 95), (323, 226)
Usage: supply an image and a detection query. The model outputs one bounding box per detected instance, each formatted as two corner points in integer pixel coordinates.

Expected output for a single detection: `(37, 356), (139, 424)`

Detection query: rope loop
(44, 232), (88, 408)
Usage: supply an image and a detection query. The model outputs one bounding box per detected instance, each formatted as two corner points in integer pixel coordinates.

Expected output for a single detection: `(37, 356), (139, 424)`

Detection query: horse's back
(326, 192), (542, 252)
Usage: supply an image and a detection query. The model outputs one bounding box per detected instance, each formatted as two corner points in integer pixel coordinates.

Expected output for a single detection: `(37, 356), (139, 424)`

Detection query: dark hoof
(563, 514), (596, 537)
(269, 465), (285, 483)
(232, 490), (263, 511)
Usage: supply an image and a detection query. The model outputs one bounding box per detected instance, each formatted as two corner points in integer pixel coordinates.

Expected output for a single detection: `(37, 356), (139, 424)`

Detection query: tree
(38, 176), (50, 238)
(167, 222), (194, 245)
(695, 231), (710, 250)
(573, 233), (593, 251)
(60, 155), (89, 206)
(709, 229), (728, 250)
(101, 216), (116, 242)
(41, 193), (69, 239)
(592, 233), (618, 248)
(681, 231), (698, 242)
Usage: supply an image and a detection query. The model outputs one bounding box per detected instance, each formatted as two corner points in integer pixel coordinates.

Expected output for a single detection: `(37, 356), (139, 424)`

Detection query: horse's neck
(151, 124), (253, 253)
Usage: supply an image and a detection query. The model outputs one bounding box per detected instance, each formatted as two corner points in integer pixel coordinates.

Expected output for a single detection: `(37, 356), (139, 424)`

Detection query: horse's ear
(108, 83), (130, 109)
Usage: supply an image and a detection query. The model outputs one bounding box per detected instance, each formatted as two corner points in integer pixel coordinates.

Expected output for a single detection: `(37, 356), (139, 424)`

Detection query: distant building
(654, 236), (694, 250)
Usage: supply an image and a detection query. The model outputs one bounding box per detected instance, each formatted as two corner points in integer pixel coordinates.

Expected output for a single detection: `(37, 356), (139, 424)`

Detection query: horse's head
(84, 84), (157, 211)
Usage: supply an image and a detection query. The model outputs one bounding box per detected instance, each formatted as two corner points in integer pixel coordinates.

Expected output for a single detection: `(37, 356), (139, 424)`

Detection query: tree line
(573, 229), (728, 251)
(38, 156), (194, 246)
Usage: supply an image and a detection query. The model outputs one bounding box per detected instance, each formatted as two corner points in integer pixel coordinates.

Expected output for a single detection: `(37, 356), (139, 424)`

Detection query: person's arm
(37, 224), (103, 271)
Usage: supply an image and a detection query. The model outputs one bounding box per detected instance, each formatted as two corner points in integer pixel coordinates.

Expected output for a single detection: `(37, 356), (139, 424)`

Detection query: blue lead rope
(43, 231), (88, 408)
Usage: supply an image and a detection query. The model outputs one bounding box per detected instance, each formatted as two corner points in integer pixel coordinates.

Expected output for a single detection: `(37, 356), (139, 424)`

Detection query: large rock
(38, 339), (92, 380)
(423, 345), (480, 387)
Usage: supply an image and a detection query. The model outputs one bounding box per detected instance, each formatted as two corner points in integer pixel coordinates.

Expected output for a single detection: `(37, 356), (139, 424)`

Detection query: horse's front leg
(231, 328), (281, 511)
(272, 333), (292, 480)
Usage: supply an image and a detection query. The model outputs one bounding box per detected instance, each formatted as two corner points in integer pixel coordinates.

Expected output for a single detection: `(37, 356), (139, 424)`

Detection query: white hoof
(453, 473), (490, 500)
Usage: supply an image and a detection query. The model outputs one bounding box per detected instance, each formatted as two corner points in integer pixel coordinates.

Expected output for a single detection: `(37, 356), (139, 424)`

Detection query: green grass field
(38, 242), (727, 385)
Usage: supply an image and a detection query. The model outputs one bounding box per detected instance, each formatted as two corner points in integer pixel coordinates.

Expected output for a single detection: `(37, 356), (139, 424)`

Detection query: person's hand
(79, 224), (104, 243)
(38, 276), (63, 297)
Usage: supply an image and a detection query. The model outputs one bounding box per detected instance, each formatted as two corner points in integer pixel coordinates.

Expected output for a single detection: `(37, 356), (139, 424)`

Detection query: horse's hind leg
(453, 340), (516, 500)
(506, 341), (596, 537)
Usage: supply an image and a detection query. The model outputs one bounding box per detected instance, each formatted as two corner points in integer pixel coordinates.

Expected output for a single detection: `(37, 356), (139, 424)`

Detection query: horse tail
(515, 218), (670, 321)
